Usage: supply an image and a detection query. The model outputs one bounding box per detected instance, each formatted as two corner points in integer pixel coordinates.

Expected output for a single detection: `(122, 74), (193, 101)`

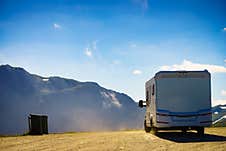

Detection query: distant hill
(212, 104), (226, 127)
(0, 65), (144, 134)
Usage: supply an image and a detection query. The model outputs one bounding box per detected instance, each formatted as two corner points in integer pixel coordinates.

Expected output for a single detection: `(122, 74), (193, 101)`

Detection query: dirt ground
(0, 127), (226, 151)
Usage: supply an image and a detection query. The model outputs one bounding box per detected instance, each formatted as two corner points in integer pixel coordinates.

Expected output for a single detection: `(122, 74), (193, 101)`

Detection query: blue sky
(0, 0), (226, 105)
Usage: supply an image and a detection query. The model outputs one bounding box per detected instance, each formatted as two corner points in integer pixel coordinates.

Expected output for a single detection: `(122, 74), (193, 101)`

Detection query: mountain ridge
(0, 64), (144, 134)
(212, 104), (226, 127)
(1, 64), (225, 135)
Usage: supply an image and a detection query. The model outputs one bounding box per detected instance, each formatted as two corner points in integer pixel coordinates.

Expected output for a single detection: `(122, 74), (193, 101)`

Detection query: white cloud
(221, 90), (226, 96)
(84, 40), (98, 58)
(212, 99), (226, 106)
(160, 60), (226, 73)
(53, 23), (61, 29)
(223, 28), (226, 31)
(224, 59), (226, 63)
(84, 48), (92, 57)
(132, 69), (142, 75)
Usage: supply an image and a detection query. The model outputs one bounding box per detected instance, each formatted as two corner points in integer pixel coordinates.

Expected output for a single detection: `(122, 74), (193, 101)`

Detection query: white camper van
(139, 70), (212, 135)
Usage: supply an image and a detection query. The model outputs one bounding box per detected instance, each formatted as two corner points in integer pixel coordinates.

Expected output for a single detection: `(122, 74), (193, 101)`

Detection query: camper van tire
(144, 120), (151, 133)
(197, 127), (204, 135)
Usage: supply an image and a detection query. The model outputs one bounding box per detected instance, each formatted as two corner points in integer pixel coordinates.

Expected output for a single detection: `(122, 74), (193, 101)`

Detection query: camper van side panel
(145, 78), (156, 127)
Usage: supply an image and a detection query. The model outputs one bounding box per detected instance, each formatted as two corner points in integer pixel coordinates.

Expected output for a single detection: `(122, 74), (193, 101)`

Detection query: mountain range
(0, 65), (225, 135)
(0, 65), (144, 134)
(212, 104), (226, 127)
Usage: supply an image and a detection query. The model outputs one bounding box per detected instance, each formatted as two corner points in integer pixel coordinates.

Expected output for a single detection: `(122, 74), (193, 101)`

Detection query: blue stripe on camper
(156, 108), (211, 116)
(157, 108), (211, 122)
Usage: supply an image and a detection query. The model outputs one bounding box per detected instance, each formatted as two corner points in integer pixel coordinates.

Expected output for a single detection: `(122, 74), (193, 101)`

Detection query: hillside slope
(0, 65), (144, 134)
(212, 105), (226, 127)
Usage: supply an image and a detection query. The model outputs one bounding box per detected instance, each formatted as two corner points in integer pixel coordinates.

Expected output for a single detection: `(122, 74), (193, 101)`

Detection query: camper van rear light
(157, 121), (169, 124)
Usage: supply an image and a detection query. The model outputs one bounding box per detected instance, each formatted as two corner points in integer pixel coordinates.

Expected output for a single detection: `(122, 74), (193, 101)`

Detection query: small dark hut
(28, 114), (48, 135)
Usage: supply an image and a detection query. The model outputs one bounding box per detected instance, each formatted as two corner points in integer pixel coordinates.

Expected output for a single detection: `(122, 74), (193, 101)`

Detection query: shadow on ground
(156, 131), (226, 143)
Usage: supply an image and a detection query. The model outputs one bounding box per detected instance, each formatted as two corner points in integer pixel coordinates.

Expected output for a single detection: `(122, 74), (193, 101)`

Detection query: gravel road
(0, 127), (226, 151)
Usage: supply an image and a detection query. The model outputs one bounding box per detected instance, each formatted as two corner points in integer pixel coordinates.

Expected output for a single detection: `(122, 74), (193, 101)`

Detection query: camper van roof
(154, 70), (210, 79)
(29, 114), (48, 117)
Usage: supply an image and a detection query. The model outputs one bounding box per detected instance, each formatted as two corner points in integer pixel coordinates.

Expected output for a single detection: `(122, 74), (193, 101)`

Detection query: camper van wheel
(144, 120), (151, 133)
(197, 127), (204, 136)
